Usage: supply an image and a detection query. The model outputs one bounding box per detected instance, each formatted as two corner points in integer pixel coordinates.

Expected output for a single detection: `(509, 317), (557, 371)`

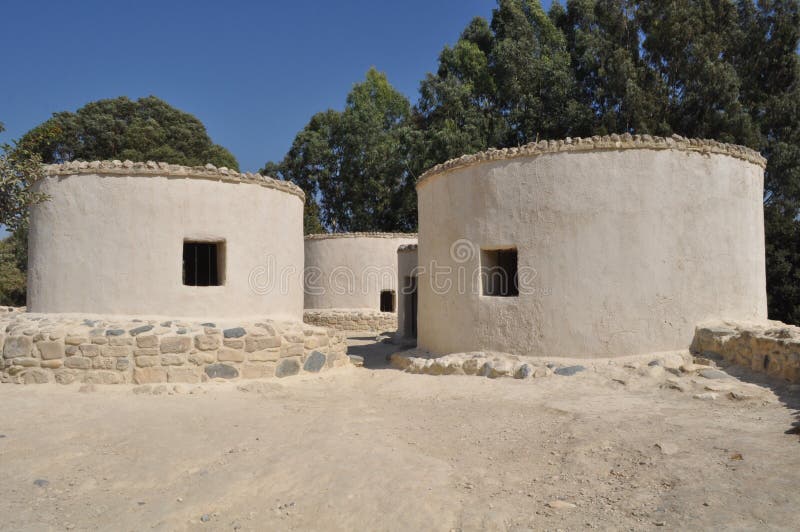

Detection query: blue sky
(1, 0), (553, 174)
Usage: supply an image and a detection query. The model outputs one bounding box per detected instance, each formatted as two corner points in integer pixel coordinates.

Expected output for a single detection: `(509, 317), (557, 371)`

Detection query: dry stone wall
(0, 311), (348, 385)
(691, 321), (800, 382)
(303, 309), (397, 332)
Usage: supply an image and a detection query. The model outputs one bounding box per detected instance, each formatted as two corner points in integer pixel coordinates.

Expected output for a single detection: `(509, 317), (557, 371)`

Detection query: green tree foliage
(491, 0), (590, 143)
(0, 123), (48, 232)
(21, 96), (239, 170)
(261, 160), (325, 234)
(0, 122), (46, 307)
(272, 0), (800, 323)
(551, 0), (668, 134)
(0, 228), (27, 307)
(265, 68), (419, 233)
(415, 17), (506, 170)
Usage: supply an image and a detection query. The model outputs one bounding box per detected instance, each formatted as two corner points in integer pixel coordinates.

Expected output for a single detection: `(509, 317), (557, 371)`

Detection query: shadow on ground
(710, 354), (800, 440)
(345, 332), (409, 369)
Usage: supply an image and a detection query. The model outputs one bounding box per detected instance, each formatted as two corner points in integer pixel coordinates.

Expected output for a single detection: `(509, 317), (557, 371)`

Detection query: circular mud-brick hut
(3, 161), (351, 386)
(303, 233), (418, 332)
(28, 160), (305, 320)
(415, 135), (768, 359)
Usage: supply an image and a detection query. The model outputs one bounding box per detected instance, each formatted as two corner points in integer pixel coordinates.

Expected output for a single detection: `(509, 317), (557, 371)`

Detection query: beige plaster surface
(28, 172), (304, 320)
(416, 147), (767, 358)
(303, 234), (417, 311)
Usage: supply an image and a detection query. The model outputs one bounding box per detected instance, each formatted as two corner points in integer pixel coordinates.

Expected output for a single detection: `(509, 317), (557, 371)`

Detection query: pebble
(699, 368), (731, 380)
(655, 442), (678, 455)
(33, 479), (49, 488)
(200, 514), (211, 522)
(728, 390), (758, 401)
(554, 365), (586, 376)
(693, 392), (719, 401)
(546, 500), (576, 509)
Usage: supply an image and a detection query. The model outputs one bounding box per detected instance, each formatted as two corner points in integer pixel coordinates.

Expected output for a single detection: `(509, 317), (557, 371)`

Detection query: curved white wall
(28, 168), (304, 320)
(304, 234), (417, 311)
(416, 140), (767, 359)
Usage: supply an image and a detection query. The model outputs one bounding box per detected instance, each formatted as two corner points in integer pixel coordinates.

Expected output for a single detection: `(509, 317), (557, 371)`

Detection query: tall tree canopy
(21, 96), (238, 170)
(0, 122), (47, 306)
(270, 0), (800, 323)
(264, 68), (418, 233)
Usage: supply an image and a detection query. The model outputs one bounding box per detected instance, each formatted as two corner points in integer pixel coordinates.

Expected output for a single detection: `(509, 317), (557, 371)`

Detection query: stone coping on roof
(305, 232), (418, 241)
(417, 134), (767, 187)
(43, 160), (305, 200)
(398, 244), (418, 252)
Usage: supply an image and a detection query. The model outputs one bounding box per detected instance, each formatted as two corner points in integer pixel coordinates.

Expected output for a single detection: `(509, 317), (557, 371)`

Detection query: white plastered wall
(416, 148), (767, 358)
(28, 173), (304, 320)
(303, 234), (417, 311)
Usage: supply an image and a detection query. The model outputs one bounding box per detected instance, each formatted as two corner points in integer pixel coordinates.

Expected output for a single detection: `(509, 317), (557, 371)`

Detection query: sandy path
(0, 338), (798, 531)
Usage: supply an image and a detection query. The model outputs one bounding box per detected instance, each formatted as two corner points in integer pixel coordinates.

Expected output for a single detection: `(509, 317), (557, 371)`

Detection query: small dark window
(481, 248), (519, 297)
(380, 290), (396, 312)
(183, 241), (225, 286)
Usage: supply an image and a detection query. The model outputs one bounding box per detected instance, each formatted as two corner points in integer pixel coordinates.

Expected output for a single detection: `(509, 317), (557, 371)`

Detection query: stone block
(280, 343), (304, 358)
(129, 325), (154, 336)
(218, 348), (245, 363)
(116, 358), (131, 371)
(109, 336), (134, 346)
(92, 357), (115, 370)
(245, 336), (281, 352)
(134, 348), (160, 357)
(23, 369), (50, 384)
(240, 364), (275, 379)
(36, 341), (64, 360)
(65, 335), (89, 346)
(3, 336), (32, 359)
(223, 338), (244, 349)
(248, 349), (280, 362)
(64, 357), (92, 369)
(91, 337), (108, 345)
(276, 357), (301, 378)
(106, 329), (125, 337)
(188, 352), (216, 365)
(135, 356), (160, 368)
(136, 335), (159, 348)
(204, 363), (238, 379)
(134, 367), (167, 384)
(41, 359), (63, 369)
(167, 366), (201, 383)
(303, 351), (326, 373)
(79, 344), (102, 358)
(83, 371), (123, 384)
(160, 336), (192, 354)
(223, 327), (246, 338)
(194, 334), (220, 351)
(12, 357), (39, 367)
(160, 354), (185, 366)
(54, 370), (78, 385)
(102, 346), (131, 358)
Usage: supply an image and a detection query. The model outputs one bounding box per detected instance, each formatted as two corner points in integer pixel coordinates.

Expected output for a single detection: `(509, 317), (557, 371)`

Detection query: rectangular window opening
(481, 248), (519, 297)
(183, 241), (225, 287)
(380, 289), (396, 312)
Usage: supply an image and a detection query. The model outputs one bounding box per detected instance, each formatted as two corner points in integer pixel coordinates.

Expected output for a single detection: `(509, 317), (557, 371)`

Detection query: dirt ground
(1, 336), (799, 531)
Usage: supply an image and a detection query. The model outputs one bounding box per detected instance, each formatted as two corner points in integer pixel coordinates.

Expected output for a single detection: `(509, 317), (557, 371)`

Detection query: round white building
(28, 161), (305, 321)
(416, 135), (768, 359)
(303, 233), (418, 331)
